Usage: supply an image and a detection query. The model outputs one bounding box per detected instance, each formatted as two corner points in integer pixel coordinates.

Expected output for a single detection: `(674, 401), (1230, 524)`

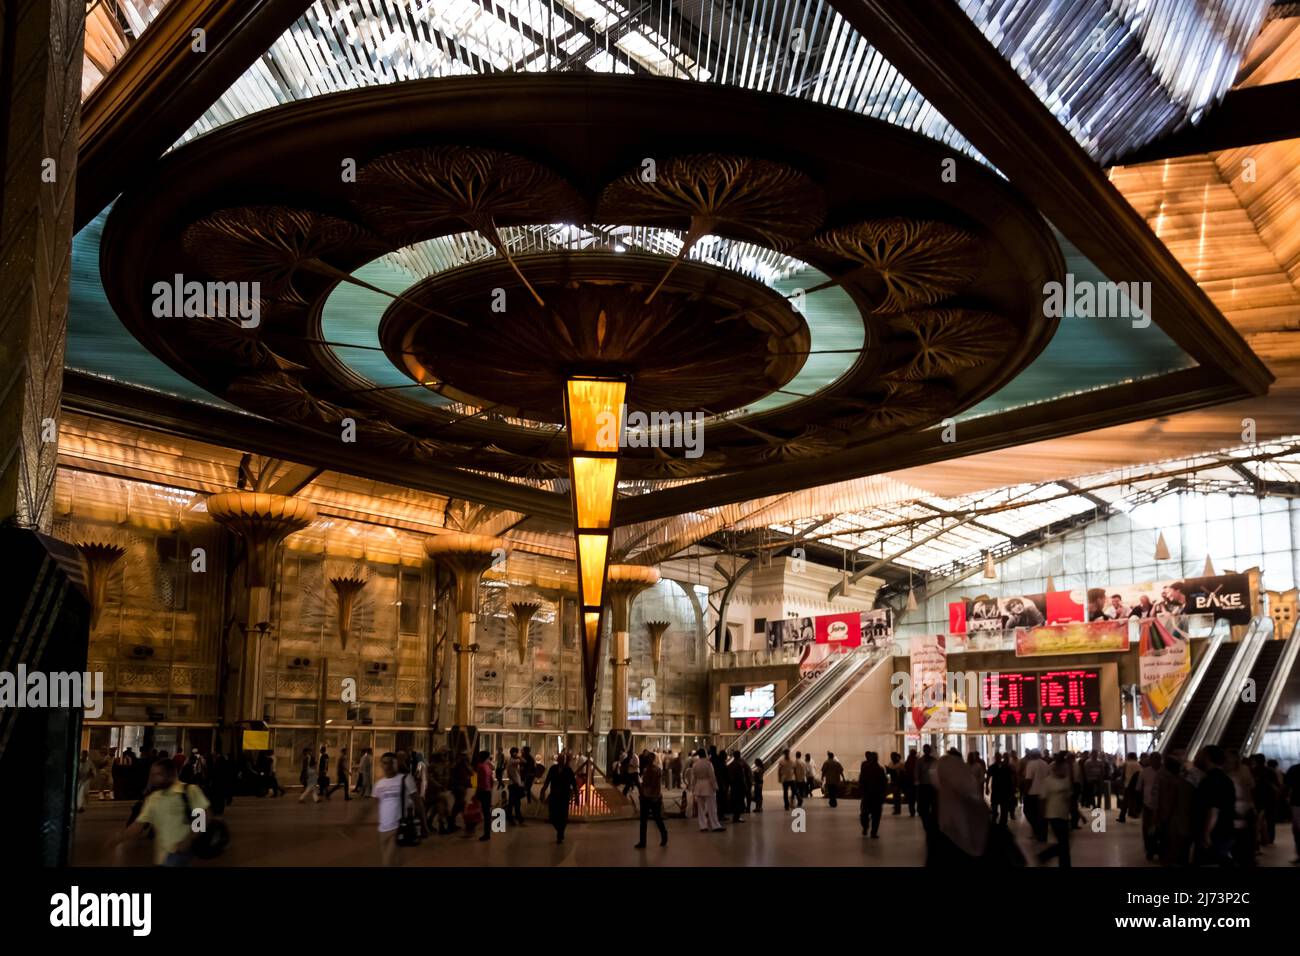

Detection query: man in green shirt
(120, 758), (211, 866)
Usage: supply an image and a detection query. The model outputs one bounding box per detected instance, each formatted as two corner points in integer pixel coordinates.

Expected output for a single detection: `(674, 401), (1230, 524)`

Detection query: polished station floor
(71, 788), (1297, 868)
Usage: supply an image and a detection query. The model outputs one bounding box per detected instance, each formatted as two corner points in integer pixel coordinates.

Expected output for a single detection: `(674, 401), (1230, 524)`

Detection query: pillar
(0, 0), (87, 866)
(425, 532), (505, 750)
(206, 491), (317, 722)
(0, 1), (84, 532)
(604, 564), (660, 768)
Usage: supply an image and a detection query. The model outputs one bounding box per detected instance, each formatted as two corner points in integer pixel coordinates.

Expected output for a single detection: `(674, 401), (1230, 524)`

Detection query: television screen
(729, 683), (775, 720)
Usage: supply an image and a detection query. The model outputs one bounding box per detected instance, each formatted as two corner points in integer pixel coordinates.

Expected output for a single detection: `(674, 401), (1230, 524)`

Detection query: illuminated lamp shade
(577, 533), (610, 607)
(565, 378), (625, 454)
(571, 456), (617, 530)
(584, 611), (602, 646)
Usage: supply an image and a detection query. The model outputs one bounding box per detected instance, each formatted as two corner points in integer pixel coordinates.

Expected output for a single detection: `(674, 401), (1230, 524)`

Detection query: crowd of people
(891, 742), (1300, 868)
(92, 734), (1300, 869)
(78, 745), (269, 814)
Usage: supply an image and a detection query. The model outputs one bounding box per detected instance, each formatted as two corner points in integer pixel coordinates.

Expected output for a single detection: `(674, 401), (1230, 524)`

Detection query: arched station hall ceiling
(98, 74), (1061, 491)
(67, 0), (1278, 525)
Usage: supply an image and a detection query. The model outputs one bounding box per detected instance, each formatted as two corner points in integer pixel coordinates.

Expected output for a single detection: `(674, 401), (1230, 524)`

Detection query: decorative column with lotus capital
(206, 491), (317, 723)
(604, 564), (659, 759)
(425, 532), (504, 747)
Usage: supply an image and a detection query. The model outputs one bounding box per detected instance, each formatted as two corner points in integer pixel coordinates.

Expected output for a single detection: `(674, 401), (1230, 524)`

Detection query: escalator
(725, 643), (890, 768)
(1216, 639), (1288, 752)
(1159, 637), (1234, 755)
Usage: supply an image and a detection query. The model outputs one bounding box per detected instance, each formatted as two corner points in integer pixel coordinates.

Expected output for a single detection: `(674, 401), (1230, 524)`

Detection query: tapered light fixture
(564, 374), (626, 725)
(983, 551), (997, 579)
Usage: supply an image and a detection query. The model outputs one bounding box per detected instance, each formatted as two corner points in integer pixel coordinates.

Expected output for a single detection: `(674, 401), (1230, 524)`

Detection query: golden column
(605, 564), (660, 756)
(424, 532), (504, 744)
(206, 492), (317, 723)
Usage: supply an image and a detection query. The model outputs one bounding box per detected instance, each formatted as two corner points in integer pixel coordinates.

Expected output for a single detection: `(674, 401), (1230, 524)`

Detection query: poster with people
(950, 572), (1251, 635)
(951, 593), (1050, 633)
(765, 618), (794, 651)
(1138, 615), (1193, 721)
(767, 616), (815, 651)
(860, 608), (894, 648)
(909, 633), (949, 731)
(1094, 574), (1250, 625)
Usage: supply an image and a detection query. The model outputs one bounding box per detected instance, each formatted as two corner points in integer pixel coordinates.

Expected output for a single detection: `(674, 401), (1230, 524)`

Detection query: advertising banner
(766, 618), (814, 650)
(950, 592), (1072, 634)
(951, 573), (1251, 640)
(1138, 615), (1193, 721)
(1045, 590), (1087, 624)
(909, 633), (949, 731)
(1014, 618), (1129, 657)
(860, 608), (894, 648)
(814, 611), (861, 648)
(1093, 574), (1250, 625)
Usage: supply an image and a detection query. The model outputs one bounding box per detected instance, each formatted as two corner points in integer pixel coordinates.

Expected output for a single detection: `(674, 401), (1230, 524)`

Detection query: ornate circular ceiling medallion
(101, 74), (1063, 491)
(380, 251), (810, 422)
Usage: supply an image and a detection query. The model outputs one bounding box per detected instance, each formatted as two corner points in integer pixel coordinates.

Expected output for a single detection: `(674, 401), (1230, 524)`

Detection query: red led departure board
(981, 672), (1039, 727)
(1038, 669), (1102, 726)
(981, 668), (1102, 727)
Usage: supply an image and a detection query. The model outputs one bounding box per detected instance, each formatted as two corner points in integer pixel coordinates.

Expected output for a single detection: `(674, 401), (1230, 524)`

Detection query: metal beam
(1114, 79), (1300, 165)
(78, 0), (317, 228)
(828, 515), (974, 600)
(264, 461), (323, 496)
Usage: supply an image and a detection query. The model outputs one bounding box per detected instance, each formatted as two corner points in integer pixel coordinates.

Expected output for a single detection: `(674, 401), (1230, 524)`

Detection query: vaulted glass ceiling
(772, 438), (1300, 575)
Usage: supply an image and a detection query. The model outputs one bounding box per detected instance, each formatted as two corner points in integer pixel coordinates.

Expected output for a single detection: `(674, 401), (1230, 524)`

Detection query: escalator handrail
(1153, 619), (1227, 753)
(1187, 615), (1272, 756)
(754, 647), (894, 764)
(737, 649), (869, 762)
(1242, 617), (1300, 755)
(725, 642), (876, 756)
(745, 645), (890, 765)
(752, 650), (890, 768)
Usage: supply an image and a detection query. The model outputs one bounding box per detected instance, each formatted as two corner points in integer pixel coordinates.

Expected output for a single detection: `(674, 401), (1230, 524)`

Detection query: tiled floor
(70, 789), (1299, 868)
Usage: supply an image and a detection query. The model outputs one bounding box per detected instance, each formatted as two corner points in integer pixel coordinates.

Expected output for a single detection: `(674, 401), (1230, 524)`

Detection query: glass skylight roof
(957, 0), (1272, 164)
(768, 439), (1300, 574)
(179, 0), (986, 163)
